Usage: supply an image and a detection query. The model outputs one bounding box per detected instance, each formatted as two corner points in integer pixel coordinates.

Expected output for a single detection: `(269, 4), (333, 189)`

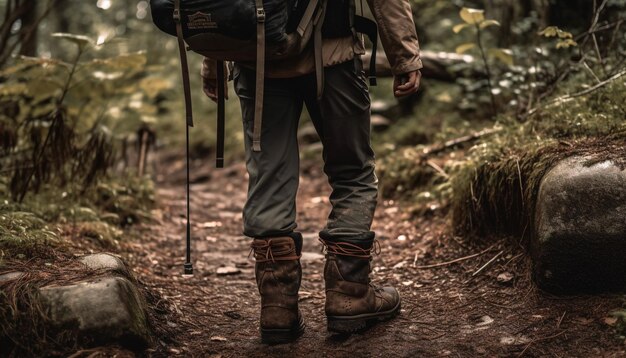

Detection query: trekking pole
(173, 0), (194, 276)
(184, 121), (193, 276)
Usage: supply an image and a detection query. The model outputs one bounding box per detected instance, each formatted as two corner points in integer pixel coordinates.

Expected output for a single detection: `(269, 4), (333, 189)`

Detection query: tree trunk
(53, 0), (71, 33)
(363, 50), (484, 82)
(18, 0), (38, 57)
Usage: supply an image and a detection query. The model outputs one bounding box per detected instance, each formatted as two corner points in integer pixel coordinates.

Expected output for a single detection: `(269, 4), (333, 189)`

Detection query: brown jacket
(202, 0), (422, 79)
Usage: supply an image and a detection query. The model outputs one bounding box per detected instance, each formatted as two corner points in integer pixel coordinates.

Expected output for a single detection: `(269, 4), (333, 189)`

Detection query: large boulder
(39, 277), (152, 348)
(532, 156), (626, 293)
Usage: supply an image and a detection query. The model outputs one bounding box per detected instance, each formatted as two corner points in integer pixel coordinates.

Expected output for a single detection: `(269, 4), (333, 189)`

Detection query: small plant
(453, 7), (513, 116)
(0, 33), (158, 202)
(538, 26), (578, 49)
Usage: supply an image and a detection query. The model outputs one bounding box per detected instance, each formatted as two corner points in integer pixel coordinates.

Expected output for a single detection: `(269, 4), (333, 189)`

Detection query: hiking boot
(250, 234), (305, 344)
(320, 238), (401, 333)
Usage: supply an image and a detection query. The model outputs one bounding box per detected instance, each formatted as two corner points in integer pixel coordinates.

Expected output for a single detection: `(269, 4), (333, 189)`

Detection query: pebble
(497, 272), (514, 285)
(216, 266), (241, 276)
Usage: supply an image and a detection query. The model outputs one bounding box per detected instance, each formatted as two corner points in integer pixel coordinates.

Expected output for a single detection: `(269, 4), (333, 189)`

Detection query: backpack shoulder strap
(297, 0), (321, 37)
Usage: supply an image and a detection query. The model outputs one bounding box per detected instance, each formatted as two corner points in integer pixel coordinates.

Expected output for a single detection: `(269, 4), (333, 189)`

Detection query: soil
(122, 155), (626, 357)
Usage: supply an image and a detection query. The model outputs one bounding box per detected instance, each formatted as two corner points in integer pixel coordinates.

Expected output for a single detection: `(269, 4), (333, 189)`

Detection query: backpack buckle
(256, 8), (266, 22)
(173, 9), (181, 22)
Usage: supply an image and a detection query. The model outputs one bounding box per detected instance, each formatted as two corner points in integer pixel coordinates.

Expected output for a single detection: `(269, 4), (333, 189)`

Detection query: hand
(393, 70), (421, 98)
(202, 77), (228, 102)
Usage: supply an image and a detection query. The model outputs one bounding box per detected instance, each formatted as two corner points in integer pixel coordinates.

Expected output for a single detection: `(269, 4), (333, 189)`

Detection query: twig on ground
(528, 69), (626, 116)
(472, 250), (504, 277)
(415, 241), (501, 269)
(517, 330), (567, 357)
(421, 127), (501, 157)
(557, 311), (567, 329)
(66, 348), (101, 358)
(426, 160), (449, 179)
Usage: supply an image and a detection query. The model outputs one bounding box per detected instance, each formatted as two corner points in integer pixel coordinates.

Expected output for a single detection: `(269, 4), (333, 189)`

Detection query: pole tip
(183, 262), (194, 276)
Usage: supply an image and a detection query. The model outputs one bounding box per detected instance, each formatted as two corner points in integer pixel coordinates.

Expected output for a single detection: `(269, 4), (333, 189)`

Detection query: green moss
(0, 174), (154, 260)
(0, 211), (59, 259)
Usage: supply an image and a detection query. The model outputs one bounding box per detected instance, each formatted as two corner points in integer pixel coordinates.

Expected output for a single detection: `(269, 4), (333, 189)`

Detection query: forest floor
(123, 154), (626, 357)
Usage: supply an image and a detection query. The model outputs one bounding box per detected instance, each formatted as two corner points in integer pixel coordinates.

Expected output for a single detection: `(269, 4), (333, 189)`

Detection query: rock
(533, 156), (626, 293)
(79, 253), (130, 278)
(216, 266), (241, 276)
(0, 271), (25, 282)
(371, 114), (391, 131)
(39, 277), (151, 348)
(371, 100), (394, 114)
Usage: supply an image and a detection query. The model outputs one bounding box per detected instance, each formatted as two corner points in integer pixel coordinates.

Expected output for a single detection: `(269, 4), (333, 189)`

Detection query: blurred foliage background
(0, 0), (624, 256)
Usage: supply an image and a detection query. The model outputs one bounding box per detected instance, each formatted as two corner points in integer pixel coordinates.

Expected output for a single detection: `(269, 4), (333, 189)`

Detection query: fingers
(394, 84), (419, 97)
(394, 71), (421, 97)
(203, 86), (218, 102)
(395, 73), (416, 91)
(202, 77), (229, 102)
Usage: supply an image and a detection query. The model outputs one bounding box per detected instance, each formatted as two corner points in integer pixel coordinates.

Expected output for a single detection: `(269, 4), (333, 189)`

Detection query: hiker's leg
(233, 64), (303, 238)
(306, 61), (401, 333)
(304, 60), (377, 243)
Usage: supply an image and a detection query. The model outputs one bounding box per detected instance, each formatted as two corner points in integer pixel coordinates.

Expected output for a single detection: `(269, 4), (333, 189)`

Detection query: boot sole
(327, 300), (401, 334)
(261, 318), (305, 345)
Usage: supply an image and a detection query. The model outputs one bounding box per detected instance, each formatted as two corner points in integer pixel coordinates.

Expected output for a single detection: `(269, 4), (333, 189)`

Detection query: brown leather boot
(320, 238), (401, 333)
(250, 235), (305, 344)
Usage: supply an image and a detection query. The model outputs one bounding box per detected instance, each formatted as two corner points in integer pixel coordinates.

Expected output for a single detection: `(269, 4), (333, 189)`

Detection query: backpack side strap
(173, 0), (194, 127)
(314, 0), (328, 100)
(354, 15), (378, 86)
(252, 0), (266, 152)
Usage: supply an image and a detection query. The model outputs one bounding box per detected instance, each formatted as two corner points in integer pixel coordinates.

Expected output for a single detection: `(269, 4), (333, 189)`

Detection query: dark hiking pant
(233, 60), (377, 243)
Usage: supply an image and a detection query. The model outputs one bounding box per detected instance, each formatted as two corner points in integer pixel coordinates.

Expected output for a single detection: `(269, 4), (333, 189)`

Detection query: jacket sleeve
(367, 0), (423, 75)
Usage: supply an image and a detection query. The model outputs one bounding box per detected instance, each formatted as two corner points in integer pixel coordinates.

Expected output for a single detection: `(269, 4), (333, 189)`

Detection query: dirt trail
(125, 157), (625, 357)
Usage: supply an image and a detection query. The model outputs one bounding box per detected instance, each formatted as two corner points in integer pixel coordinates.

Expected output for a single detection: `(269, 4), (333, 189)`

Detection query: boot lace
(318, 238), (381, 259)
(320, 238), (387, 296)
(250, 238), (301, 263)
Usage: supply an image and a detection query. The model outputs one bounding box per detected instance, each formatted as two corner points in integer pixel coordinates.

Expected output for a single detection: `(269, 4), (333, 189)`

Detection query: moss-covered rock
(532, 156), (626, 293)
(39, 276), (152, 348)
